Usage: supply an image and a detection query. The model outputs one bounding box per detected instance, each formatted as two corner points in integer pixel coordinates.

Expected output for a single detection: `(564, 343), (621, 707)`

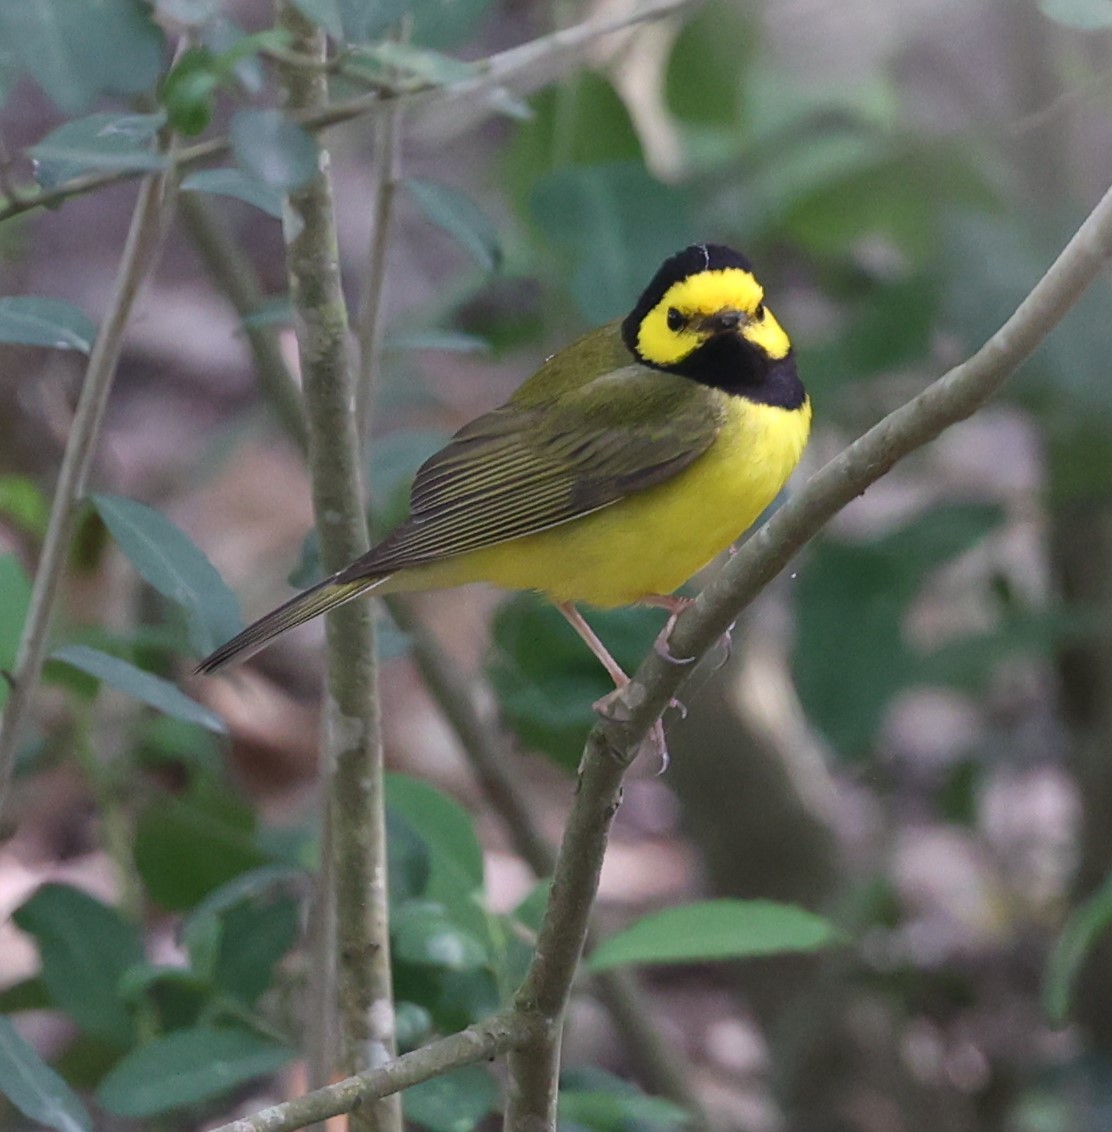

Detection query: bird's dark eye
(666, 307), (685, 332)
(754, 302), (766, 319)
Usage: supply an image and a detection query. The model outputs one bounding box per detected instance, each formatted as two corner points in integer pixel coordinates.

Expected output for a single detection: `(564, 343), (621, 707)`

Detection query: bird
(196, 243), (812, 708)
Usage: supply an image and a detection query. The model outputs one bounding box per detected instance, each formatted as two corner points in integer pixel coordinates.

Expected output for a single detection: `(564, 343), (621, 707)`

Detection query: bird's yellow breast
(395, 393), (812, 607)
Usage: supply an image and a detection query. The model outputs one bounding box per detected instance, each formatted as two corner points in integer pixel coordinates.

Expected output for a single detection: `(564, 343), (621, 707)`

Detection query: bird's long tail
(195, 572), (393, 675)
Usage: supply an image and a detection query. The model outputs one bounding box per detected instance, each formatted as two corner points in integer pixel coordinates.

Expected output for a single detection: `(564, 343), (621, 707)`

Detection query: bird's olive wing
(340, 368), (723, 577)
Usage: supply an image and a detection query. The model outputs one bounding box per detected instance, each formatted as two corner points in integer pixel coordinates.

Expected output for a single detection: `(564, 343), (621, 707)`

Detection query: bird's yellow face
(633, 265), (792, 368)
(619, 245), (797, 408)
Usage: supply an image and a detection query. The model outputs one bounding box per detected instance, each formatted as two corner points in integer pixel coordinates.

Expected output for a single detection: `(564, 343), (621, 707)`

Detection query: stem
(179, 192), (308, 451)
(0, 0), (698, 224)
(207, 1011), (525, 1132)
(276, 8), (398, 1130)
(0, 171), (172, 816)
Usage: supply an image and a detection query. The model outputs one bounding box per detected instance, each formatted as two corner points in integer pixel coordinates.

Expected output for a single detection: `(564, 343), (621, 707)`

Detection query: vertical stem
(0, 171), (172, 817)
(275, 9), (400, 1132)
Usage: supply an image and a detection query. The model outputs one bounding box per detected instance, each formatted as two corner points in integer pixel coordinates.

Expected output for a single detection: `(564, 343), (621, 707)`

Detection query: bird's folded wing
(336, 368), (723, 579)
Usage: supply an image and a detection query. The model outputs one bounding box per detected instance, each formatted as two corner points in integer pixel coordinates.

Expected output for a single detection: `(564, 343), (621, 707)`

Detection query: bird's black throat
(656, 332), (807, 409)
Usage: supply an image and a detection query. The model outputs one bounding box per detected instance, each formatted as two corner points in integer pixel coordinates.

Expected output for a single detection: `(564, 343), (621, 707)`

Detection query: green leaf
(135, 788), (266, 910)
(393, 901), (489, 971)
(387, 775), (487, 939)
(1038, 0), (1112, 27)
(404, 1065), (498, 1132)
(560, 1068), (687, 1132)
(0, 555), (31, 713)
(0, 1015), (92, 1132)
(31, 112), (166, 190)
(182, 167), (285, 217)
(1044, 868), (1112, 1023)
(406, 178), (502, 272)
(388, 807), (432, 905)
(793, 503), (1005, 755)
(161, 47), (220, 135)
(530, 162), (695, 322)
(180, 867), (303, 1004)
(0, 476), (51, 536)
(231, 108), (318, 192)
(91, 493), (242, 657)
(587, 899), (842, 972)
(96, 1026), (292, 1117)
(51, 645), (226, 733)
(0, 297), (96, 353)
(13, 884), (143, 1047)
(0, 0), (165, 114)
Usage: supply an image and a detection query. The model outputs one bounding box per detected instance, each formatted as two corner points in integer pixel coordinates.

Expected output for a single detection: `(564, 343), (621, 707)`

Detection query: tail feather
(195, 572), (391, 675)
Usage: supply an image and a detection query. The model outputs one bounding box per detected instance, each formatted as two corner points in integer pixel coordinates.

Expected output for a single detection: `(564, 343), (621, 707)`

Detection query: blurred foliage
(4, 0), (1112, 1128)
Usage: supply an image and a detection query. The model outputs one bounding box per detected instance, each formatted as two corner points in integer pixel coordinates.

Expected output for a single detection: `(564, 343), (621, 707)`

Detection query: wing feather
(334, 366), (724, 584)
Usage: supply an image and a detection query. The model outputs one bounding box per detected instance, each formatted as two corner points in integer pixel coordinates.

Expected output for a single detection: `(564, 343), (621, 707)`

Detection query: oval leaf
(31, 112), (166, 190)
(230, 108), (318, 192)
(387, 775), (488, 941)
(90, 493), (242, 656)
(406, 178), (502, 272)
(0, 1), (164, 114)
(96, 1026), (292, 1117)
(0, 1015), (92, 1132)
(51, 645), (225, 733)
(182, 167), (285, 218)
(13, 884), (143, 1048)
(0, 297), (96, 353)
(587, 899), (843, 972)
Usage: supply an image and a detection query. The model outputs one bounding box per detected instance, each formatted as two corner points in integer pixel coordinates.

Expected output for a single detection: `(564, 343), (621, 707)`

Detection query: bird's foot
(643, 594), (697, 666)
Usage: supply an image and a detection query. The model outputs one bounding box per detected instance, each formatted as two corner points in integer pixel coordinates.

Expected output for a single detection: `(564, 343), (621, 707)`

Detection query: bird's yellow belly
(393, 397), (811, 607)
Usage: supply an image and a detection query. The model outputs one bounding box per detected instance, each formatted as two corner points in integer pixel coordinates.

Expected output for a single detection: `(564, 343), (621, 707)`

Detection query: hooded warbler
(197, 244), (811, 683)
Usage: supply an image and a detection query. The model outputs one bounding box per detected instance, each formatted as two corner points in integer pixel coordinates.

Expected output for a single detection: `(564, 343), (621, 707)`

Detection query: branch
(0, 169), (173, 815)
(502, 181), (1112, 1126)
(275, 8), (398, 1130)
(0, 0), (697, 224)
(385, 595), (714, 1127)
(207, 1011), (524, 1132)
(178, 192), (308, 451)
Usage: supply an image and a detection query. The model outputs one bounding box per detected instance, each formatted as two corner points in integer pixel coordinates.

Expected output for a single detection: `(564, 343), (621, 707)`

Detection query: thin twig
(0, 170), (174, 816)
(0, 0), (698, 225)
(178, 192), (308, 451)
(207, 1010), (524, 1132)
(275, 8), (399, 1132)
(500, 180), (1112, 1127)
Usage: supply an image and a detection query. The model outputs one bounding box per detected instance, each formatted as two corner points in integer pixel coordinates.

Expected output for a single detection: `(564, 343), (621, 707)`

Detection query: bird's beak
(697, 309), (744, 335)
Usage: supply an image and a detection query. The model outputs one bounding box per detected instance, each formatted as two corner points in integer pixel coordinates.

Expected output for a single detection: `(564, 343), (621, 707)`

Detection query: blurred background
(2, 0), (1112, 1129)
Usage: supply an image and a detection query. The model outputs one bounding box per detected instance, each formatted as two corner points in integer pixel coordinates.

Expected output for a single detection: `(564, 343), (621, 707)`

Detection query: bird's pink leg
(557, 603), (669, 771)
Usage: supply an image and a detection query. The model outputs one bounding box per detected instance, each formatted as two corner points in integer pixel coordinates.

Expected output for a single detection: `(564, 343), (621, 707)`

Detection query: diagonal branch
(208, 1011), (524, 1132)
(0, 170), (174, 815)
(502, 181), (1112, 1127)
(0, 0), (697, 224)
